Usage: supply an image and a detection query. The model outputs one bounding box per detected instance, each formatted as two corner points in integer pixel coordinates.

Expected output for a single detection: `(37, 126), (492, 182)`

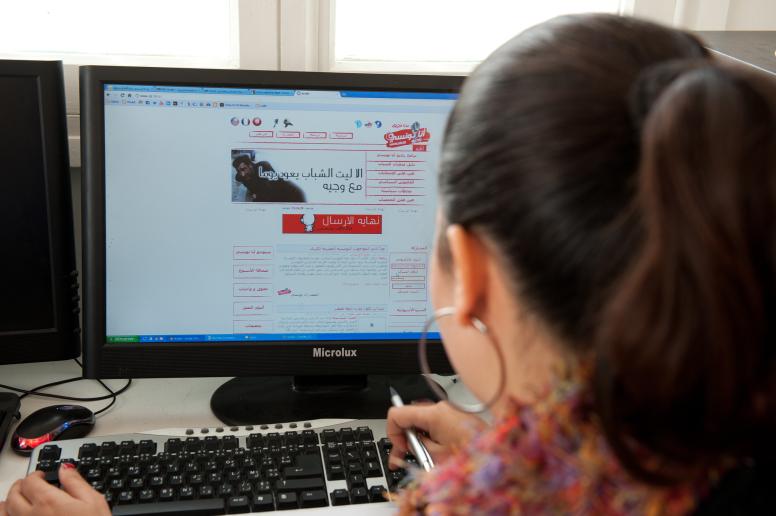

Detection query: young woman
(2, 13), (775, 516)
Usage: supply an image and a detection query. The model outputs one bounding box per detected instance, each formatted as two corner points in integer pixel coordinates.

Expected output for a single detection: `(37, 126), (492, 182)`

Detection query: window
(0, 0), (238, 68)
(329, 0), (625, 73)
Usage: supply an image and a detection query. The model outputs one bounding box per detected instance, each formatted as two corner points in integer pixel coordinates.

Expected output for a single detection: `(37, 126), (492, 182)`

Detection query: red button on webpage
(282, 214), (382, 234)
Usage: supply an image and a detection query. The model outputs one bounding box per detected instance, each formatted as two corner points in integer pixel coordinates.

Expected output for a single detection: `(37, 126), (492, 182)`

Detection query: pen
(388, 386), (435, 472)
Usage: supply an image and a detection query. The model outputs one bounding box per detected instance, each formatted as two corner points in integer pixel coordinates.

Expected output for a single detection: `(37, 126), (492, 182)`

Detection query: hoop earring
(418, 306), (507, 414)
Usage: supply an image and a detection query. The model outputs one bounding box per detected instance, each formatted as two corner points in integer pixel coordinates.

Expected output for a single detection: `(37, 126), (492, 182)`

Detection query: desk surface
(0, 359), (470, 514)
(696, 31), (776, 75)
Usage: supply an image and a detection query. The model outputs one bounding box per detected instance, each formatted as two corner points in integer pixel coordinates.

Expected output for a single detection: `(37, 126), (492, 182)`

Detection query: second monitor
(81, 67), (462, 424)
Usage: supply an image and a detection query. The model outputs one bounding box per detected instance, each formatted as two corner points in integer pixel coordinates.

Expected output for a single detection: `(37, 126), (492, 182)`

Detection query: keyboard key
(198, 485), (214, 499)
(36, 459), (55, 472)
(370, 485), (388, 503)
(117, 490), (134, 504)
(252, 493), (274, 512)
(85, 467), (103, 480)
(348, 473), (365, 489)
(179, 486), (194, 500)
(38, 445), (61, 461)
(184, 437), (202, 452)
(158, 487), (175, 501)
(340, 428), (355, 442)
(227, 495), (251, 513)
(283, 462), (323, 479)
(328, 463), (345, 480)
(246, 433), (264, 448)
(164, 438), (183, 454)
(138, 440), (157, 455)
(357, 426), (374, 441)
(351, 486), (369, 504)
(255, 480), (271, 494)
(138, 489), (154, 503)
(217, 482), (233, 497)
(321, 429), (337, 443)
(119, 440), (137, 455)
(300, 489), (328, 508)
(275, 477), (325, 492)
(301, 430), (318, 445)
(330, 488), (350, 506)
(111, 498), (225, 515)
(276, 491), (298, 510)
(78, 443), (98, 459)
(365, 460), (383, 477)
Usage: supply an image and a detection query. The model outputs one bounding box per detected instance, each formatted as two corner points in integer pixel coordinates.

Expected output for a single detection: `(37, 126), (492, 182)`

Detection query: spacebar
(112, 499), (224, 516)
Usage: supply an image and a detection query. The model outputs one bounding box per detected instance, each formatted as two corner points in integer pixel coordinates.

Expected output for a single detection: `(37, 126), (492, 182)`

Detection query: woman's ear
(445, 224), (489, 326)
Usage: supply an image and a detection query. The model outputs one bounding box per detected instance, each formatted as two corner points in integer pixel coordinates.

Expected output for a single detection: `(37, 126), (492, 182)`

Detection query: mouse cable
(0, 358), (132, 416)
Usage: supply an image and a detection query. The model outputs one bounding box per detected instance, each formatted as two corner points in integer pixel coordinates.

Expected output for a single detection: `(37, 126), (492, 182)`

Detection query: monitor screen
(102, 84), (455, 346)
(0, 59), (78, 364)
(0, 75), (55, 332)
(82, 67), (461, 396)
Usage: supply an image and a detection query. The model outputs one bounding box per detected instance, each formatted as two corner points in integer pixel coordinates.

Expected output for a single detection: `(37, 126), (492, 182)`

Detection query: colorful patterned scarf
(396, 377), (708, 515)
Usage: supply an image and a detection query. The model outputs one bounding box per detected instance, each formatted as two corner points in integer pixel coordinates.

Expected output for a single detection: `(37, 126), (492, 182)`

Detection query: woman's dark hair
(438, 13), (776, 483)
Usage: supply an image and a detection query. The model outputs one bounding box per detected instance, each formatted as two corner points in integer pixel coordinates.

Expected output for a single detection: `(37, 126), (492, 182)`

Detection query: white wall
(727, 0), (776, 29)
(672, 0), (776, 30)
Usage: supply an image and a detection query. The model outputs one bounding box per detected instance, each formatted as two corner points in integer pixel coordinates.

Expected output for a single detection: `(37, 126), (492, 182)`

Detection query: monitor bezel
(81, 65), (461, 379)
(0, 59), (79, 365)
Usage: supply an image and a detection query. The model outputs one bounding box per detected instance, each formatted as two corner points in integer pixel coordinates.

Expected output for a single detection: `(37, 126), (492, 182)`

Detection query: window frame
(12, 0), (724, 165)
(55, 0), (279, 166)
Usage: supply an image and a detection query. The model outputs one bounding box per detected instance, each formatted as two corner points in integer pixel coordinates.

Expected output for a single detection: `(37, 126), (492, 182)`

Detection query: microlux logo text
(312, 348), (357, 358)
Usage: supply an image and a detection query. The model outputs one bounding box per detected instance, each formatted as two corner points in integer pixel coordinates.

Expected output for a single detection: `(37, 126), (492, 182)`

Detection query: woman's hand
(0, 464), (110, 516)
(386, 401), (487, 469)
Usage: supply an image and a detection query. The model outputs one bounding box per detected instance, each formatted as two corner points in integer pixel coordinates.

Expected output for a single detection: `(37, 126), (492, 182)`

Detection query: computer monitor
(0, 59), (79, 364)
(81, 66), (462, 424)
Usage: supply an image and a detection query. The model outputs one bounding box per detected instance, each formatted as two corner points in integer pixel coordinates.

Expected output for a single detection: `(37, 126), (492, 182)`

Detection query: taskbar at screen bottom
(106, 332), (441, 343)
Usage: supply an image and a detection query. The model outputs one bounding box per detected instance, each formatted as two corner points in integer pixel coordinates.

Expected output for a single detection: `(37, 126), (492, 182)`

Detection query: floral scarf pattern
(395, 378), (706, 515)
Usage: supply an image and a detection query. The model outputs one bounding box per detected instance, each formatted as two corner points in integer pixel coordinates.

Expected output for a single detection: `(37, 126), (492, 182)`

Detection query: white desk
(0, 359), (475, 514)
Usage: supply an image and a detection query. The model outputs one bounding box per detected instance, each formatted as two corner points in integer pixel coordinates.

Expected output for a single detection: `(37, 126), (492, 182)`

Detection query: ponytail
(595, 64), (776, 482)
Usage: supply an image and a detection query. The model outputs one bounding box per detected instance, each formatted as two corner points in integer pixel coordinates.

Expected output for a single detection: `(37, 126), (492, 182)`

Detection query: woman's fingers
(387, 405), (435, 437)
(59, 465), (102, 504)
(418, 433), (448, 462)
(19, 471), (70, 508)
(5, 480), (33, 516)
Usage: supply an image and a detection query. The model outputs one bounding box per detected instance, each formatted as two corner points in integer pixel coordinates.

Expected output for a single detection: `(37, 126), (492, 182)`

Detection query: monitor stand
(210, 375), (443, 426)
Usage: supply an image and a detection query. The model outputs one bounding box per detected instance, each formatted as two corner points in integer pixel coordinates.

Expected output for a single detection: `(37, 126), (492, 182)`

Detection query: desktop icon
(241, 118), (250, 126)
(230, 117), (240, 126)
(375, 120), (382, 128)
(355, 120), (363, 128)
(252, 117), (262, 126)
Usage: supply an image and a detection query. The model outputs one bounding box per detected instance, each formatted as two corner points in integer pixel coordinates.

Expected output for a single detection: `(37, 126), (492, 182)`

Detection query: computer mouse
(11, 404), (95, 456)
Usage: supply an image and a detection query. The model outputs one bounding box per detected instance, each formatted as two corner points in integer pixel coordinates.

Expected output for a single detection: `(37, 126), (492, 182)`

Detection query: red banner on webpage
(282, 214), (383, 234)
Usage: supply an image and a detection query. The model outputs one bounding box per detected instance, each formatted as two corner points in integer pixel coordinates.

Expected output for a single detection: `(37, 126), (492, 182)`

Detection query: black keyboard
(28, 419), (415, 515)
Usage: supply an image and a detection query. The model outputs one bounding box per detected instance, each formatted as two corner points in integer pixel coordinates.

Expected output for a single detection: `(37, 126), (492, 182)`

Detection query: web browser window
(103, 85), (455, 344)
